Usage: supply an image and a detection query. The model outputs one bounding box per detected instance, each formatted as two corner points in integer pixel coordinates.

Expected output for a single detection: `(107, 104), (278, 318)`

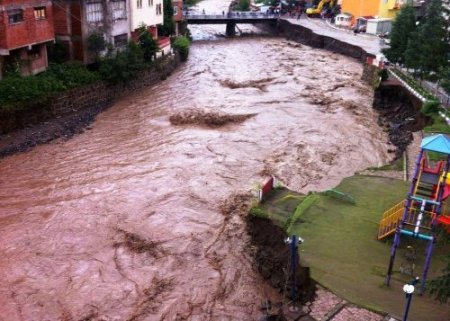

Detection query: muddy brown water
(0, 28), (393, 321)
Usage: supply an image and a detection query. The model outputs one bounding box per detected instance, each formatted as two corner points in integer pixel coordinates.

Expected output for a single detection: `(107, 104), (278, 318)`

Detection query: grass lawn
(259, 175), (450, 321)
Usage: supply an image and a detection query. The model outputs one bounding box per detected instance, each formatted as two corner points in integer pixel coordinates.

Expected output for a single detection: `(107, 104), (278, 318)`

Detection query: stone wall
(276, 20), (369, 62)
(361, 63), (381, 88)
(0, 54), (180, 135)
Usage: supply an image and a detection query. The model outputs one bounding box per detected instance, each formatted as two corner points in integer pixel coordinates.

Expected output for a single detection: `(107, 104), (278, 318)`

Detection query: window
(137, 0), (143, 9)
(148, 0), (153, 6)
(86, 2), (103, 23)
(156, 3), (162, 15)
(114, 33), (128, 47)
(8, 9), (23, 24)
(111, 0), (126, 20)
(173, 6), (178, 15)
(34, 7), (46, 19)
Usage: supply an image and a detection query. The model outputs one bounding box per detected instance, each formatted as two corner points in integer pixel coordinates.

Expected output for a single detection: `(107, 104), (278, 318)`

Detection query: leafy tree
(137, 25), (159, 62)
(235, 0), (250, 11)
(87, 32), (106, 62)
(382, 4), (416, 65)
(158, 0), (175, 37)
(99, 42), (145, 84)
(172, 36), (190, 62)
(421, 99), (440, 115)
(287, 0), (296, 10)
(415, 0), (449, 78)
(404, 31), (424, 76)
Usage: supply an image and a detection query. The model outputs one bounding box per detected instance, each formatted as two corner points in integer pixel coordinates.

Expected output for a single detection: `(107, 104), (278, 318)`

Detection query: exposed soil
(246, 215), (316, 305)
(373, 82), (431, 159)
(0, 103), (106, 159)
(169, 108), (256, 127)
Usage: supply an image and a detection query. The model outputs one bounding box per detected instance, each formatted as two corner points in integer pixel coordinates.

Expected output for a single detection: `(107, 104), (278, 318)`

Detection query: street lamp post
(284, 235), (304, 308)
(402, 277), (420, 321)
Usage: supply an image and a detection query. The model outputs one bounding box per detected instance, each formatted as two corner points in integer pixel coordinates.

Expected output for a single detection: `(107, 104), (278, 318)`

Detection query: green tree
(382, 4), (416, 65)
(235, 0), (250, 11)
(158, 0), (175, 37)
(98, 42), (145, 84)
(172, 36), (190, 62)
(415, 0), (448, 78)
(137, 25), (159, 62)
(404, 31), (424, 77)
(87, 32), (106, 62)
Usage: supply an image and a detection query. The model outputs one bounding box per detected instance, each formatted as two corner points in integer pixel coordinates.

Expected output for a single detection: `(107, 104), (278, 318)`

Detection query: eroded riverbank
(0, 38), (393, 320)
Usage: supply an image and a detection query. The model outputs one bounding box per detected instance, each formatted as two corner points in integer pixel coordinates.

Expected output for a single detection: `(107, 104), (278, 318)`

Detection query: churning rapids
(0, 10), (393, 321)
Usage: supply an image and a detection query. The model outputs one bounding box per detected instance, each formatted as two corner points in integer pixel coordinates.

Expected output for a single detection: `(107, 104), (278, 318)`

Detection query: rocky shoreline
(0, 54), (180, 159)
(0, 103), (107, 158)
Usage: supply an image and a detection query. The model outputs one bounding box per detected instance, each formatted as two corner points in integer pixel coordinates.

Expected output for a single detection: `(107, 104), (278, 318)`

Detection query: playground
(255, 136), (450, 320)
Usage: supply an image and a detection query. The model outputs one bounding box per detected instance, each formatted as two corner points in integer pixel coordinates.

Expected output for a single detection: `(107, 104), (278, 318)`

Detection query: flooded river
(0, 6), (392, 321)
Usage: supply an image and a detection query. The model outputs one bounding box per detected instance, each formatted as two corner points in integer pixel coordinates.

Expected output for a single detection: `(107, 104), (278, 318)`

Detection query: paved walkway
(307, 287), (395, 321)
(282, 16), (383, 56)
(276, 286), (396, 321)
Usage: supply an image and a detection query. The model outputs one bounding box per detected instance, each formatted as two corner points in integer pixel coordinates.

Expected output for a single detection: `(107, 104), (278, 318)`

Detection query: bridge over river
(185, 12), (280, 36)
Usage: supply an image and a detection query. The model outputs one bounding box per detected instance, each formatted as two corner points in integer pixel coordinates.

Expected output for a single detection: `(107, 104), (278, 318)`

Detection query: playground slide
(306, 0), (333, 16)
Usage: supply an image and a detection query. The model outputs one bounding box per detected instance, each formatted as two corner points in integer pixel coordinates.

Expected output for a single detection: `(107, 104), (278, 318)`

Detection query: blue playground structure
(381, 134), (450, 293)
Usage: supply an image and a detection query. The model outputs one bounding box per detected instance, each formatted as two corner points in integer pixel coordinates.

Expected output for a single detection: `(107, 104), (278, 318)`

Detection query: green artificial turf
(259, 175), (450, 321)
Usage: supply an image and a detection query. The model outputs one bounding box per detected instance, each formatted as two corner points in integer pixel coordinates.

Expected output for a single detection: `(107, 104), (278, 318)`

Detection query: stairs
(415, 181), (435, 199)
(378, 200), (405, 240)
(377, 200), (435, 240)
(414, 172), (439, 199)
(378, 160), (450, 240)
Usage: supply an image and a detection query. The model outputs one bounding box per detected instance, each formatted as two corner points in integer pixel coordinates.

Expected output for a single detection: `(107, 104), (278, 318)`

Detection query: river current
(0, 3), (392, 320)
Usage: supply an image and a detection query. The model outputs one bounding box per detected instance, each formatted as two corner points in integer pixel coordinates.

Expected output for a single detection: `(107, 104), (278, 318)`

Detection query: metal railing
(185, 12), (280, 20)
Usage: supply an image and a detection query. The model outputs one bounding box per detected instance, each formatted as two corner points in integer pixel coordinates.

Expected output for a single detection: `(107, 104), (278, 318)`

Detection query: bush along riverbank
(0, 53), (181, 158)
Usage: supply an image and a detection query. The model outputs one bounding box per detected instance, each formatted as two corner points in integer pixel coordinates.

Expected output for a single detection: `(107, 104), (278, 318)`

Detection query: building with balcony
(53, 0), (131, 63)
(0, 0), (55, 78)
(129, 0), (163, 38)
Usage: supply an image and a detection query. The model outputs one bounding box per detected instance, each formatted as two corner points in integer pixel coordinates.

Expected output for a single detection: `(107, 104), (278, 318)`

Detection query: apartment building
(0, 0), (55, 78)
(53, 0), (131, 63)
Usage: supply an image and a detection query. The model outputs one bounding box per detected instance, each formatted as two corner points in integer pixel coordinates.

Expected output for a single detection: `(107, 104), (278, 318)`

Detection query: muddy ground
(373, 81), (430, 160)
(0, 103), (105, 158)
(246, 215), (316, 305)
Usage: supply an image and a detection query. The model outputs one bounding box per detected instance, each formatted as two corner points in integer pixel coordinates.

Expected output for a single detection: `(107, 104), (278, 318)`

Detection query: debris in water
(114, 228), (165, 257)
(170, 108), (256, 128)
(219, 77), (274, 91)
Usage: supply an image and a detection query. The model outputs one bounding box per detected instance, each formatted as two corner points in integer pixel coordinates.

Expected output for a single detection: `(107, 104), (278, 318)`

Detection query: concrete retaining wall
(0, 54), (180, 135)
(276, 20), (370, 62)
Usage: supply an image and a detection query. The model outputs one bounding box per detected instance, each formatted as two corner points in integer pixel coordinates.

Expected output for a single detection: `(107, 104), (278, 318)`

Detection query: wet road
(0, 16), (392, 321)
